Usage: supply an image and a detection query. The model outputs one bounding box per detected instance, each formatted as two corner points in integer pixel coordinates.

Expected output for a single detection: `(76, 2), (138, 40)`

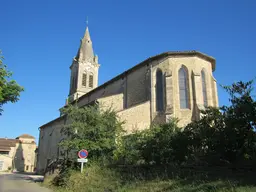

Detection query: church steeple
(68, 24), (100, 102)
(75, 27), (94, 62)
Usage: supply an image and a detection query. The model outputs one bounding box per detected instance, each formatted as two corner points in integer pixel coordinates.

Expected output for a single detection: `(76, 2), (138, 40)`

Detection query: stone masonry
(36, 25), (218, 173)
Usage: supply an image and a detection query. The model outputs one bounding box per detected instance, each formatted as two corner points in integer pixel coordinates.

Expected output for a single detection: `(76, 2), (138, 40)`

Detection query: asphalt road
(0, 173), (51, 192)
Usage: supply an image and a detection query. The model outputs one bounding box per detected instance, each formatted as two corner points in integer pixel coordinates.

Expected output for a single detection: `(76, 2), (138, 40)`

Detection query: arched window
(89, 74), (93, 88)
(201, 70), (207, 106)
(156, 69), (164, 111)
(179, 66), (189, 109)
(82, 73), (87, 87)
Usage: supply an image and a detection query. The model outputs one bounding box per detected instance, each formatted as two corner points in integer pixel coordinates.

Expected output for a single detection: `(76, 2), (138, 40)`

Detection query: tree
(59, 104), (124, 164)
(220, 80), (256, 163)
(0, 50), (24, 115)
(181, 80), (256, 166)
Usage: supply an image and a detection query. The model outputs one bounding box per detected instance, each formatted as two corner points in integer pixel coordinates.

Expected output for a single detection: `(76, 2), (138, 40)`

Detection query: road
(0, 173), (52, 192)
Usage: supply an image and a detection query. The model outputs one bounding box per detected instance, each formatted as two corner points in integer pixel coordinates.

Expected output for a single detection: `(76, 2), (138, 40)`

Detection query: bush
(48, 163), (122, 192)
(116, 118), (184, 165)
(117, 80), (256, 168)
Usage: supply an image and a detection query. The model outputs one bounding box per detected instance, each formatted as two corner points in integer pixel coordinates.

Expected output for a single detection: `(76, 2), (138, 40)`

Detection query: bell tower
(68, 26), (100, 102)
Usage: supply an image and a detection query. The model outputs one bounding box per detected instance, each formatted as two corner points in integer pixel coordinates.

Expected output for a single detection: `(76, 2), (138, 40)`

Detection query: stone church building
(37, 26), (218, 173)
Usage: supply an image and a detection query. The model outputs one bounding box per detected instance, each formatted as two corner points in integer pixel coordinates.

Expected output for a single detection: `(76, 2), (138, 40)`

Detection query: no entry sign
(78, 149), (88, 159)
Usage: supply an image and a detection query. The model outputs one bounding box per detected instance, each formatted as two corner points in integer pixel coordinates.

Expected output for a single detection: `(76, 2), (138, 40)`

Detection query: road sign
(77, 158), (88, 163)
(77, 149), (89, 173)
(78, 149), (88, 159)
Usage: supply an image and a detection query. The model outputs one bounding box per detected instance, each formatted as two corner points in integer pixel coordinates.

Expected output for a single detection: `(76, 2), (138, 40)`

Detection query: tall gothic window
(156, 69), (164, 111)
(201, 70), (207, 106)
(89, 74), (93, 88)
(82, 73), (87, 87)
(179, 66), (189, 109)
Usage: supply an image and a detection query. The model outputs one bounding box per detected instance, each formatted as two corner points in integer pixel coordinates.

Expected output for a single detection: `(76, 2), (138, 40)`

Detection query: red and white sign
(78, 149), (88, 159)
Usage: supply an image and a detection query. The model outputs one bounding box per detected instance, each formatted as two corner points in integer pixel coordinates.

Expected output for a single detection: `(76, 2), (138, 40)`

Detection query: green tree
(59, 104), (124, 164)
(0, 51), (24, 115)
(181, 80), (256, 166)
(220, 80), (256, 163)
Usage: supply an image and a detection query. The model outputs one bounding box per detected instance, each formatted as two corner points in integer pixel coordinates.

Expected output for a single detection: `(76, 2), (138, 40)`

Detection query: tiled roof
(16, 134), (35, 139)
(0, 138), (19, 151)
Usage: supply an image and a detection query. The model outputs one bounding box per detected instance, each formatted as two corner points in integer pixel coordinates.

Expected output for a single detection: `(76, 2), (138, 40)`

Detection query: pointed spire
(83, 27), (91, 41)
(75, 24), (94, 62)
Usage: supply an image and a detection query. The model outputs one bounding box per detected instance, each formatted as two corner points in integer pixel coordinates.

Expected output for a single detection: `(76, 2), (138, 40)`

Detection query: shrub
(59, 104), (125, 166)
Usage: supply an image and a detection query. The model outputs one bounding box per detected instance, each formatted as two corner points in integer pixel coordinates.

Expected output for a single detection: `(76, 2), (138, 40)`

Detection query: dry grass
(42, 165), (256, 192)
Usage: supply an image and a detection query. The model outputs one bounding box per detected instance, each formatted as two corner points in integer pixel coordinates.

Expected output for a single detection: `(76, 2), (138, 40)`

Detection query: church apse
(151, 55), (217, 127)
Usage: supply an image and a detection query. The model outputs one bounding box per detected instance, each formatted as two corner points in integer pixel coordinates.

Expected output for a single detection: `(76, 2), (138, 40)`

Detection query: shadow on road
(23, 176), (44, 183)
(7, 172), (45, 183)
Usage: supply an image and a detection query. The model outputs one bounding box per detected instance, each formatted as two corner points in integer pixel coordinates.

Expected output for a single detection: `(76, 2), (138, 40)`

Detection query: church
(36, 25), (219, 173)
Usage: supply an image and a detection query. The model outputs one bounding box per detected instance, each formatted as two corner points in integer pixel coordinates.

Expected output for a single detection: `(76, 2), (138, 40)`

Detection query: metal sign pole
(81, 162), (84, 173)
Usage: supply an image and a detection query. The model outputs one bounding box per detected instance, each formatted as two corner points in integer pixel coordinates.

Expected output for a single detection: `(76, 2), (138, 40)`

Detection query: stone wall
(0, 155), (12, 171)
(117, 101), (151, 133)
(98, 93), (124, 112)
(37, 117), (65, 173)
(77, 78), (124, 108)
(76, 62), (150, 111)
(15, 141), (36, 172)
(0, 145), (16, 171)
(126, 65), (150, 108)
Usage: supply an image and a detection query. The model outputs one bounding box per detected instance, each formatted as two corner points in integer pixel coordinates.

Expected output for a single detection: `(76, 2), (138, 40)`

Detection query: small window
(82, 73), (87, 87)
(26, 165), (29, 171)
(0, 151), (9, 155)
(89, 75), (93, 88)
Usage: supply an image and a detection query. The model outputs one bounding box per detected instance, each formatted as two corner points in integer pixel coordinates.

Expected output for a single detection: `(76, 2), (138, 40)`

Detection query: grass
(42, 164), (256, 192)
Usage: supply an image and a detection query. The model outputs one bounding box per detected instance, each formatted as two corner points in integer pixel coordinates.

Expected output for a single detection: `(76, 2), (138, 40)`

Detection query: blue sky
(0, 0), (255, 143)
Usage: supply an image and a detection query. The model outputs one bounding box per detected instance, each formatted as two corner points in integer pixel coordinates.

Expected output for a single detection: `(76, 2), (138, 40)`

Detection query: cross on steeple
(86, 16), (89, 26)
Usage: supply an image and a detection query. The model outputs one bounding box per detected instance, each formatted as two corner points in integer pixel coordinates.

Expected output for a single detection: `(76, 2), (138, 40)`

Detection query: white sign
(77, 158), (88, 163)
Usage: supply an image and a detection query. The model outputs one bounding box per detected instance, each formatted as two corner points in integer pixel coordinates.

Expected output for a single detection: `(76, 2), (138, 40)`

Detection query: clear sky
(0, 0), (255, 143)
